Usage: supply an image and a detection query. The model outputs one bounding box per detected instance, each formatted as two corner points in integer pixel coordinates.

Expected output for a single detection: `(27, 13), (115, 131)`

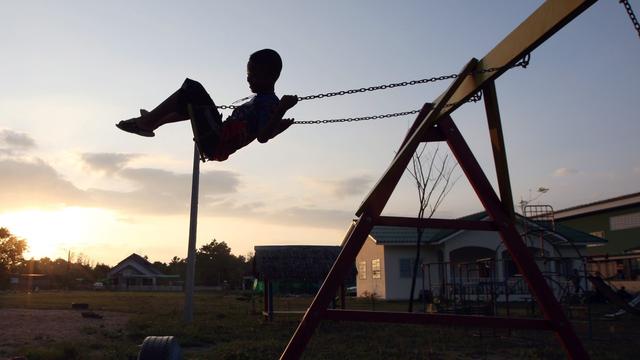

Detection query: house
(253, 245), (355, 294)
(553, 192), (640, 255)
(355, 212), (605, 301)
(107, 253), (181, 291)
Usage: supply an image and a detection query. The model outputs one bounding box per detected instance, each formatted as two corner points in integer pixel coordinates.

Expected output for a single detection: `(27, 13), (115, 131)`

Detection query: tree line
(0, 227), (252, 290)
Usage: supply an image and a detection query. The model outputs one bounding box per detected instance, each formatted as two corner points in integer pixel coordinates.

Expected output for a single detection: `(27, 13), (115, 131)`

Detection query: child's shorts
(190, 110), (249, 162)
(211, 120), (249, 161)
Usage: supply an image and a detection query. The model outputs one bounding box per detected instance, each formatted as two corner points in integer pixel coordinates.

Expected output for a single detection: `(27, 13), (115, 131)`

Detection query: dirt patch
(0, 308), (130, 358)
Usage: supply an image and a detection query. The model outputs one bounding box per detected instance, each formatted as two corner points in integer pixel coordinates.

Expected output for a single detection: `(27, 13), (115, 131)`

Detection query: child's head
(247, 49), (282, 93)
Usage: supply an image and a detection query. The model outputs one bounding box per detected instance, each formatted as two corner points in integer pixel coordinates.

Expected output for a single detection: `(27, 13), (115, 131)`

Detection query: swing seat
(187, 104), (222, 162)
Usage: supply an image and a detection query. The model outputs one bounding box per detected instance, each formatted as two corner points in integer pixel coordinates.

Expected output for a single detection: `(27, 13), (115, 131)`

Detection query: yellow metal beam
(438, 0), (597, 116)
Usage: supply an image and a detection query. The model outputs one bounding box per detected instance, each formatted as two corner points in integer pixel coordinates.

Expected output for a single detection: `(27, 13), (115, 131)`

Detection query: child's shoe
(115, 110), (155, 137)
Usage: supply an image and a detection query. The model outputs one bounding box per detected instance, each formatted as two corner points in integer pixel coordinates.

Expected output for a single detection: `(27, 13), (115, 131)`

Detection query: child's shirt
(213, 93), (279, 161)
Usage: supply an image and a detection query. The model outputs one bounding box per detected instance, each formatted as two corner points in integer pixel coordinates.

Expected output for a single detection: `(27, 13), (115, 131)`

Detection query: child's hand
(279, 95), (298, 110)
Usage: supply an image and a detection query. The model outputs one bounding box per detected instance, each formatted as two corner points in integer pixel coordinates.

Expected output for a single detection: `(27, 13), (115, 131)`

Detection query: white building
(354, 212), (605, 301)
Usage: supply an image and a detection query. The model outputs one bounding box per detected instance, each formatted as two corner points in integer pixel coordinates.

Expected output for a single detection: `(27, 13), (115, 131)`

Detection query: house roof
(369, 211), (606, 246)
(370, 212), (488, 245)
(553, 192), (640, 220)
(254, 245), (349, 282)
(107, 253), (165, 278)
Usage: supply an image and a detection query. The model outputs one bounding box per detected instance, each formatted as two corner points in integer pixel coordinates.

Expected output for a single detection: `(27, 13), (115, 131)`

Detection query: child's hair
(249, 49), (282, 81)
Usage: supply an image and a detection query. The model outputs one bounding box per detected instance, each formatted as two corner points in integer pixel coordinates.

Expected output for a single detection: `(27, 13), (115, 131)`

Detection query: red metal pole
(439, 116), (589, 359)
(280, 215), (376, 359)
(323, 309), (554, 330)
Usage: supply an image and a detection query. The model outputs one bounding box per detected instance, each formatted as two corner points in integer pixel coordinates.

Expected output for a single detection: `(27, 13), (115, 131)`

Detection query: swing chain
(293, 92), (483, 125)
(619, 0), (640, 38)
(293, 109), (421, 125)
(296, 75), (459, 102)
(216, 54), (530, 111)
(296, 54), (530, 103)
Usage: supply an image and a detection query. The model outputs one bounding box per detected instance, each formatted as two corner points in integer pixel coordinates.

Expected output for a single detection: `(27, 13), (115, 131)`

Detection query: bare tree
(406, 144), (460, 312)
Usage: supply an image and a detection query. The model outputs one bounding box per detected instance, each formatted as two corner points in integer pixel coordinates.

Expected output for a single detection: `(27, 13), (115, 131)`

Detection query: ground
(0, 309), (129, 358)
(0, 290), (638, 359)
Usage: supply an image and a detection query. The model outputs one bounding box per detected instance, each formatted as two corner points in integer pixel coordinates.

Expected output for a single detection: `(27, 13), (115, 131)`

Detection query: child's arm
(257, 95), (298, 143)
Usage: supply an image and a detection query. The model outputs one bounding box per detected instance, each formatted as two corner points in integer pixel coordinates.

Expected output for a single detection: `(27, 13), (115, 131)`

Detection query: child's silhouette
(116, 49), (297, 161)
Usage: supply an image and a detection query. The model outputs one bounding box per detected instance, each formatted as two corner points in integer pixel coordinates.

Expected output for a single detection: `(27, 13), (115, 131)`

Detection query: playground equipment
(419, 257), (591, 322)
(253, 245), (350, 321)
(279, 1), (600, 359)
(587, 275), (640, 317)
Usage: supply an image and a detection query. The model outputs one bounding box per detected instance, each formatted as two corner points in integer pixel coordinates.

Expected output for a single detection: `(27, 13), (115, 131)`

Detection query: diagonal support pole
(357, 58), (479, 217)
(281, 61), (478, 359)
(280, 214), (375, 359)
(483, 81), (515, 219)
(438, 116), (588, 359)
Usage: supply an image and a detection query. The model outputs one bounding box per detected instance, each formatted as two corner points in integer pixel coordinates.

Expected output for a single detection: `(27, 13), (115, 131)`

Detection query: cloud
(269, 206), (353, 229)
(0, 155), (242, 215)
(0, 156), (350, 229)
(0, 158), (87, 208)
(0, 129), (36, 154)
(301, 175), (373, 198)
(552, 167), (578, 177)
(80, 152), (138, 174)
(87, 167), (242, 215)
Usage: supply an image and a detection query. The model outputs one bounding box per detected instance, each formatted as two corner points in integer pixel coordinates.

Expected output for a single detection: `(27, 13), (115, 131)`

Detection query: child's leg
(139, 78), (220, 130)
(117, 78), (221, 137)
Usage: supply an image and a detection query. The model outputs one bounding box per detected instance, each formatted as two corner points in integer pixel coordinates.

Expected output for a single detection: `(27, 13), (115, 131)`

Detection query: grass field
(1, 290), (638, 359)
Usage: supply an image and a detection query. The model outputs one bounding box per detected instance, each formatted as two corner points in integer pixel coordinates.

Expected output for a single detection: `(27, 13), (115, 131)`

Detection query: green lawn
(0, 290), (638, 359)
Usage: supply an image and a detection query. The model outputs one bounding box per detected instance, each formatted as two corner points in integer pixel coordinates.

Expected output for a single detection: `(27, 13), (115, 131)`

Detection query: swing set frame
(280, 1), (598, 359)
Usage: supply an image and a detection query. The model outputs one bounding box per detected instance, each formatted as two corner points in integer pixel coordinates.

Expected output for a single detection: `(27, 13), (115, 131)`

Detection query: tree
(0, 227), (28, 288)
(195, 239), (250, 288)
(0, 227), (27, 272)
(93, 263), (111, 280)
(405, 144), (459, 312)
(167, 256), (186, 278)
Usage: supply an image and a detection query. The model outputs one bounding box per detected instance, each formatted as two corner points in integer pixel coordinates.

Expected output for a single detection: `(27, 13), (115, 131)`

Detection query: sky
(1, 0), (638, 266)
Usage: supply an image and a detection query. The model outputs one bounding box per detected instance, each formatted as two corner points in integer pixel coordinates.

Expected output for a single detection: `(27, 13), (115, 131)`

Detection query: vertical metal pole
(427, 264), (433, 300)
(268, 280), (274, 321)
(184, 144), (200, 323)
(422, 266), (426, 312)
(263, 278), (269, 320)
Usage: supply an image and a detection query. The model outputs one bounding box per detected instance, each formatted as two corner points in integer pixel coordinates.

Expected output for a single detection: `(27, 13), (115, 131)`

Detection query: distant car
(92, 282), (105, 291)
(346, 286), (357, 296)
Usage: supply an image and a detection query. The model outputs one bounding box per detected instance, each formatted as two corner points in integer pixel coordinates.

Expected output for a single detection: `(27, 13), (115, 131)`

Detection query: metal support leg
(280, 215), (376, 359)
(439, 116), (588, 359)
(184, 143), (200, 323)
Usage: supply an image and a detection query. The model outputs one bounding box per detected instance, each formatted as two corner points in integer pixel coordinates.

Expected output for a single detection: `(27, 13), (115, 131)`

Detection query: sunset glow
(0, 207), (117, 260)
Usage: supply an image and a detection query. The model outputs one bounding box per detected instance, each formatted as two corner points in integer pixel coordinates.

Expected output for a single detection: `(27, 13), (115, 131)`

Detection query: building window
(610, 212), (640, 231)
(358, 261), (367, 280)
(372, 259), (381, 279)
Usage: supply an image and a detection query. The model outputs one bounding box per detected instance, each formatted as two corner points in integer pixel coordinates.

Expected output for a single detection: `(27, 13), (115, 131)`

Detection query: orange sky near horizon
(0, 206), (349, 266)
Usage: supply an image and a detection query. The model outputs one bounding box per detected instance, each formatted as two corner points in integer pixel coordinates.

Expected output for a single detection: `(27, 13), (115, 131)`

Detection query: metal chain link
(294, 93), (483, 125)
(620, 0), (640, 38)
(217, 54), (530, 124)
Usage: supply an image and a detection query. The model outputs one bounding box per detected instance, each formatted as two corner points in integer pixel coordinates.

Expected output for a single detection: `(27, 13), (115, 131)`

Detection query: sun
(0, 207), (115, 260)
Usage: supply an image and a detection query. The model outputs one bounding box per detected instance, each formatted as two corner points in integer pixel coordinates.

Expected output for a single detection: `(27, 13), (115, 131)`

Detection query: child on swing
(116, 49), (298, 161)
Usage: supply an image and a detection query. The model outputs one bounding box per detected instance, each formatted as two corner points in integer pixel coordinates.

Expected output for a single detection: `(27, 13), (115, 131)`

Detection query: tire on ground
(138, 336), (182, 360)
